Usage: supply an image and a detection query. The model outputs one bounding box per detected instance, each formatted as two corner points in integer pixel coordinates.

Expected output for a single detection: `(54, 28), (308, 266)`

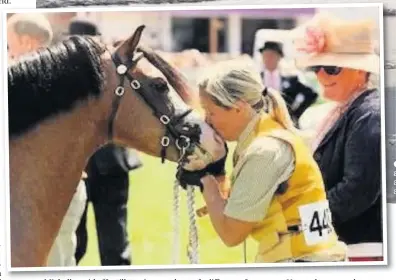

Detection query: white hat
(292, 12), (380, 74)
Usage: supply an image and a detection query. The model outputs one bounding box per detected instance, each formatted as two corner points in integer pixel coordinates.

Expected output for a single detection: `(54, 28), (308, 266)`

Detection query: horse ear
(124, 25), (145, 57)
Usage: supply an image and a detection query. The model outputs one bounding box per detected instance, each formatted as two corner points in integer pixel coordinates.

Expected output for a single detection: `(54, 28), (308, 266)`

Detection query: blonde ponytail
(265, 87), (299, 133)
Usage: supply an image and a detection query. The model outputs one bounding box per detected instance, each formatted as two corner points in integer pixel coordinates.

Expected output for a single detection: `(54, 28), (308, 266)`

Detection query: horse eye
(152, 77), (168, 92)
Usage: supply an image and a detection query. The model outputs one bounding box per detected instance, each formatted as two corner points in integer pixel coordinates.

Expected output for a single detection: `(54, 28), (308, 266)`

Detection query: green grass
(78, 143), (258, 266)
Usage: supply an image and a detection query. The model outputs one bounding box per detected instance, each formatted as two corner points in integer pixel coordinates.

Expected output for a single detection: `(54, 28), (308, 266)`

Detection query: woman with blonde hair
(293, 13), (382, 245)
(176, 58), (346, 263)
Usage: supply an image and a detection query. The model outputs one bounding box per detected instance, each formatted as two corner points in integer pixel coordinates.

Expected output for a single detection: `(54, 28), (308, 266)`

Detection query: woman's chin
(323, 90), (341, 102)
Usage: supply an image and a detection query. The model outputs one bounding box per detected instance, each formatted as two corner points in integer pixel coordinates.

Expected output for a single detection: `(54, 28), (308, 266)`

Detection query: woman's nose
(318, 68), (326, 75)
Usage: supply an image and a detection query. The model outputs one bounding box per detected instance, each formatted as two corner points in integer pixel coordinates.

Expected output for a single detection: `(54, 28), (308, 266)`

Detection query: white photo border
(2, 2), (388, 272)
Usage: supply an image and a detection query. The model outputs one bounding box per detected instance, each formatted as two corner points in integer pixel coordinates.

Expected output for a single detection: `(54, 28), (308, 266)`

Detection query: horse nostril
(153, 78), (168, 92)
(158, 83), (168, 92)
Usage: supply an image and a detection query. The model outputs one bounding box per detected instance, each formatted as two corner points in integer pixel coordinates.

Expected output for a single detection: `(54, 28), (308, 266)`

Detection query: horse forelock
(8, 36), (106, 138)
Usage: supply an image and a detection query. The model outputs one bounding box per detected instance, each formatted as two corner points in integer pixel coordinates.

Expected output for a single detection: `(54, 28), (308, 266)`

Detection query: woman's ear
(234, 100), (250, 113)
(234, 100), (243, 113)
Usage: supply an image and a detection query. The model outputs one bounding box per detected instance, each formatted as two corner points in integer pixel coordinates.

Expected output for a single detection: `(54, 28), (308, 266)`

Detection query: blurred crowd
(7, 10), (382, 266)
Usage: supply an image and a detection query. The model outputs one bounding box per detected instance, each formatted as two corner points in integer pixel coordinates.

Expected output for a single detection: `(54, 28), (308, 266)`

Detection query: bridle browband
(107, 48), (202, 163)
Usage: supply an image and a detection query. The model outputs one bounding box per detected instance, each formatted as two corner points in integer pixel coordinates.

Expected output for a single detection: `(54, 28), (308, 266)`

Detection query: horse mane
(8, 36), (106, 138)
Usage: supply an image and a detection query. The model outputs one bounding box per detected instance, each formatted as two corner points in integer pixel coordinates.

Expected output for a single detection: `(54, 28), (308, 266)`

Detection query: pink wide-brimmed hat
(292, 12), (380, 74)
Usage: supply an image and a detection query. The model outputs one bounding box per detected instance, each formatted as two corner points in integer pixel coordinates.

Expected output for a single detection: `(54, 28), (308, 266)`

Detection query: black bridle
(107, 48), (202, 163)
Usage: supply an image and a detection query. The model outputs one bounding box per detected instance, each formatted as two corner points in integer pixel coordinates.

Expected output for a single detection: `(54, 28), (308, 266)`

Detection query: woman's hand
(196, 175), (230, 217)
(176, 167), (206, 191)
(199, 174), (255, 247)
(183, 143), (228, 173)
(204, 150), (227, 177)
(176, 143), (229, 191)
(202, 174), (230, 199)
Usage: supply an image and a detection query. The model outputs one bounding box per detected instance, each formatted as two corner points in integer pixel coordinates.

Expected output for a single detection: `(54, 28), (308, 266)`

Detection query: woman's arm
(326, 109), (381, 224)
(200, 137), (295, 247)
(201, 175), (255, 247)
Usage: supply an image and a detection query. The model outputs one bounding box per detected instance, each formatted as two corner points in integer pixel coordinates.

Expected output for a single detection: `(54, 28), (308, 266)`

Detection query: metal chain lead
(186, 186), (199, 264)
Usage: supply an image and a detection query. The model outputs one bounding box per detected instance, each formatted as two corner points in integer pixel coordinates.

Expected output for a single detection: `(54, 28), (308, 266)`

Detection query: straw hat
(292, 12), (380, 74)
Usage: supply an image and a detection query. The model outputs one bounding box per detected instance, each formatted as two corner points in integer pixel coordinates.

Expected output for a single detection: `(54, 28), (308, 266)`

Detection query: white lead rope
(186, 186), (199, 264)
(172, 179), (199, 264)
(172, 179), (181, 264)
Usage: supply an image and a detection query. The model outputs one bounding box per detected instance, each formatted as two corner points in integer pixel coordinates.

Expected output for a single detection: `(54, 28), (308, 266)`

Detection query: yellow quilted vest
(233, 114), (346, 262)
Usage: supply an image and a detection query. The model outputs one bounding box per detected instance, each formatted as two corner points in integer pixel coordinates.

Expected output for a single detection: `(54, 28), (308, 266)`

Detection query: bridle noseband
(107, 48), (202, 163)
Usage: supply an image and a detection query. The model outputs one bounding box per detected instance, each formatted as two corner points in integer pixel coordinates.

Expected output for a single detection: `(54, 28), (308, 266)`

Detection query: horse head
(101, 25), (226, 169)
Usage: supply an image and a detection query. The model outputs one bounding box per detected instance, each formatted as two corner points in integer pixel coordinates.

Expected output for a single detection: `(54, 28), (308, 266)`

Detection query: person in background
(258, 41), (318, 127)
(7, 13), (53, 61)
(177, 59), (347, 263)
(64, 17), (143, 266)
(7, 12), (88, 267)
(294, 13), (382, 245)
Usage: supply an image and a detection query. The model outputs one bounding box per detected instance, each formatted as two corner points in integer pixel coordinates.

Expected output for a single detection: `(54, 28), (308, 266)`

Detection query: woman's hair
(197, 59), (299, 133)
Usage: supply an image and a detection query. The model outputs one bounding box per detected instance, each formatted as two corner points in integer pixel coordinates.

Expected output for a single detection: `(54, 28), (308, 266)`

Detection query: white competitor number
(298, 200), (333, 246)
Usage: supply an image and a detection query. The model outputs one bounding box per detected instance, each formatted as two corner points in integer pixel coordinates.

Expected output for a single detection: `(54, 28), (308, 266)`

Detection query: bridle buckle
(161, 136), (170, 147)
(160, 115), (171, 125)
(115, 86), (125, 96)
(130, 80), (141, 89)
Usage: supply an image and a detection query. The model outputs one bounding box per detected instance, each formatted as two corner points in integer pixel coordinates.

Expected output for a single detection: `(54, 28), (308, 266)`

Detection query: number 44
(309, 208), (332, 236)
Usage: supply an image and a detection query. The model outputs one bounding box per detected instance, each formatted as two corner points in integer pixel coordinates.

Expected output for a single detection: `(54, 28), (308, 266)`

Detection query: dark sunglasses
(307, 65), (342, 75)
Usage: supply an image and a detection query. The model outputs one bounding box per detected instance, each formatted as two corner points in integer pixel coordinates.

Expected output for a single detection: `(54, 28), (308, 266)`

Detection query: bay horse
(8, 25), (225, 267)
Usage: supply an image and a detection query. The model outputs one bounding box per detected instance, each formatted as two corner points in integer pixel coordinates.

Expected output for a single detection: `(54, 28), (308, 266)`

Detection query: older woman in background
(294, 13), (382, 245)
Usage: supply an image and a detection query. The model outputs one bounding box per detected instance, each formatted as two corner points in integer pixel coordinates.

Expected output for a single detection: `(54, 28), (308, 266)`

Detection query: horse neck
(9, 97), (106, 267)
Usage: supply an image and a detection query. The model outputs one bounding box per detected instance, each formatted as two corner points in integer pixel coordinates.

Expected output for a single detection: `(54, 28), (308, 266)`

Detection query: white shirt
(263, 68), (281, 91)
